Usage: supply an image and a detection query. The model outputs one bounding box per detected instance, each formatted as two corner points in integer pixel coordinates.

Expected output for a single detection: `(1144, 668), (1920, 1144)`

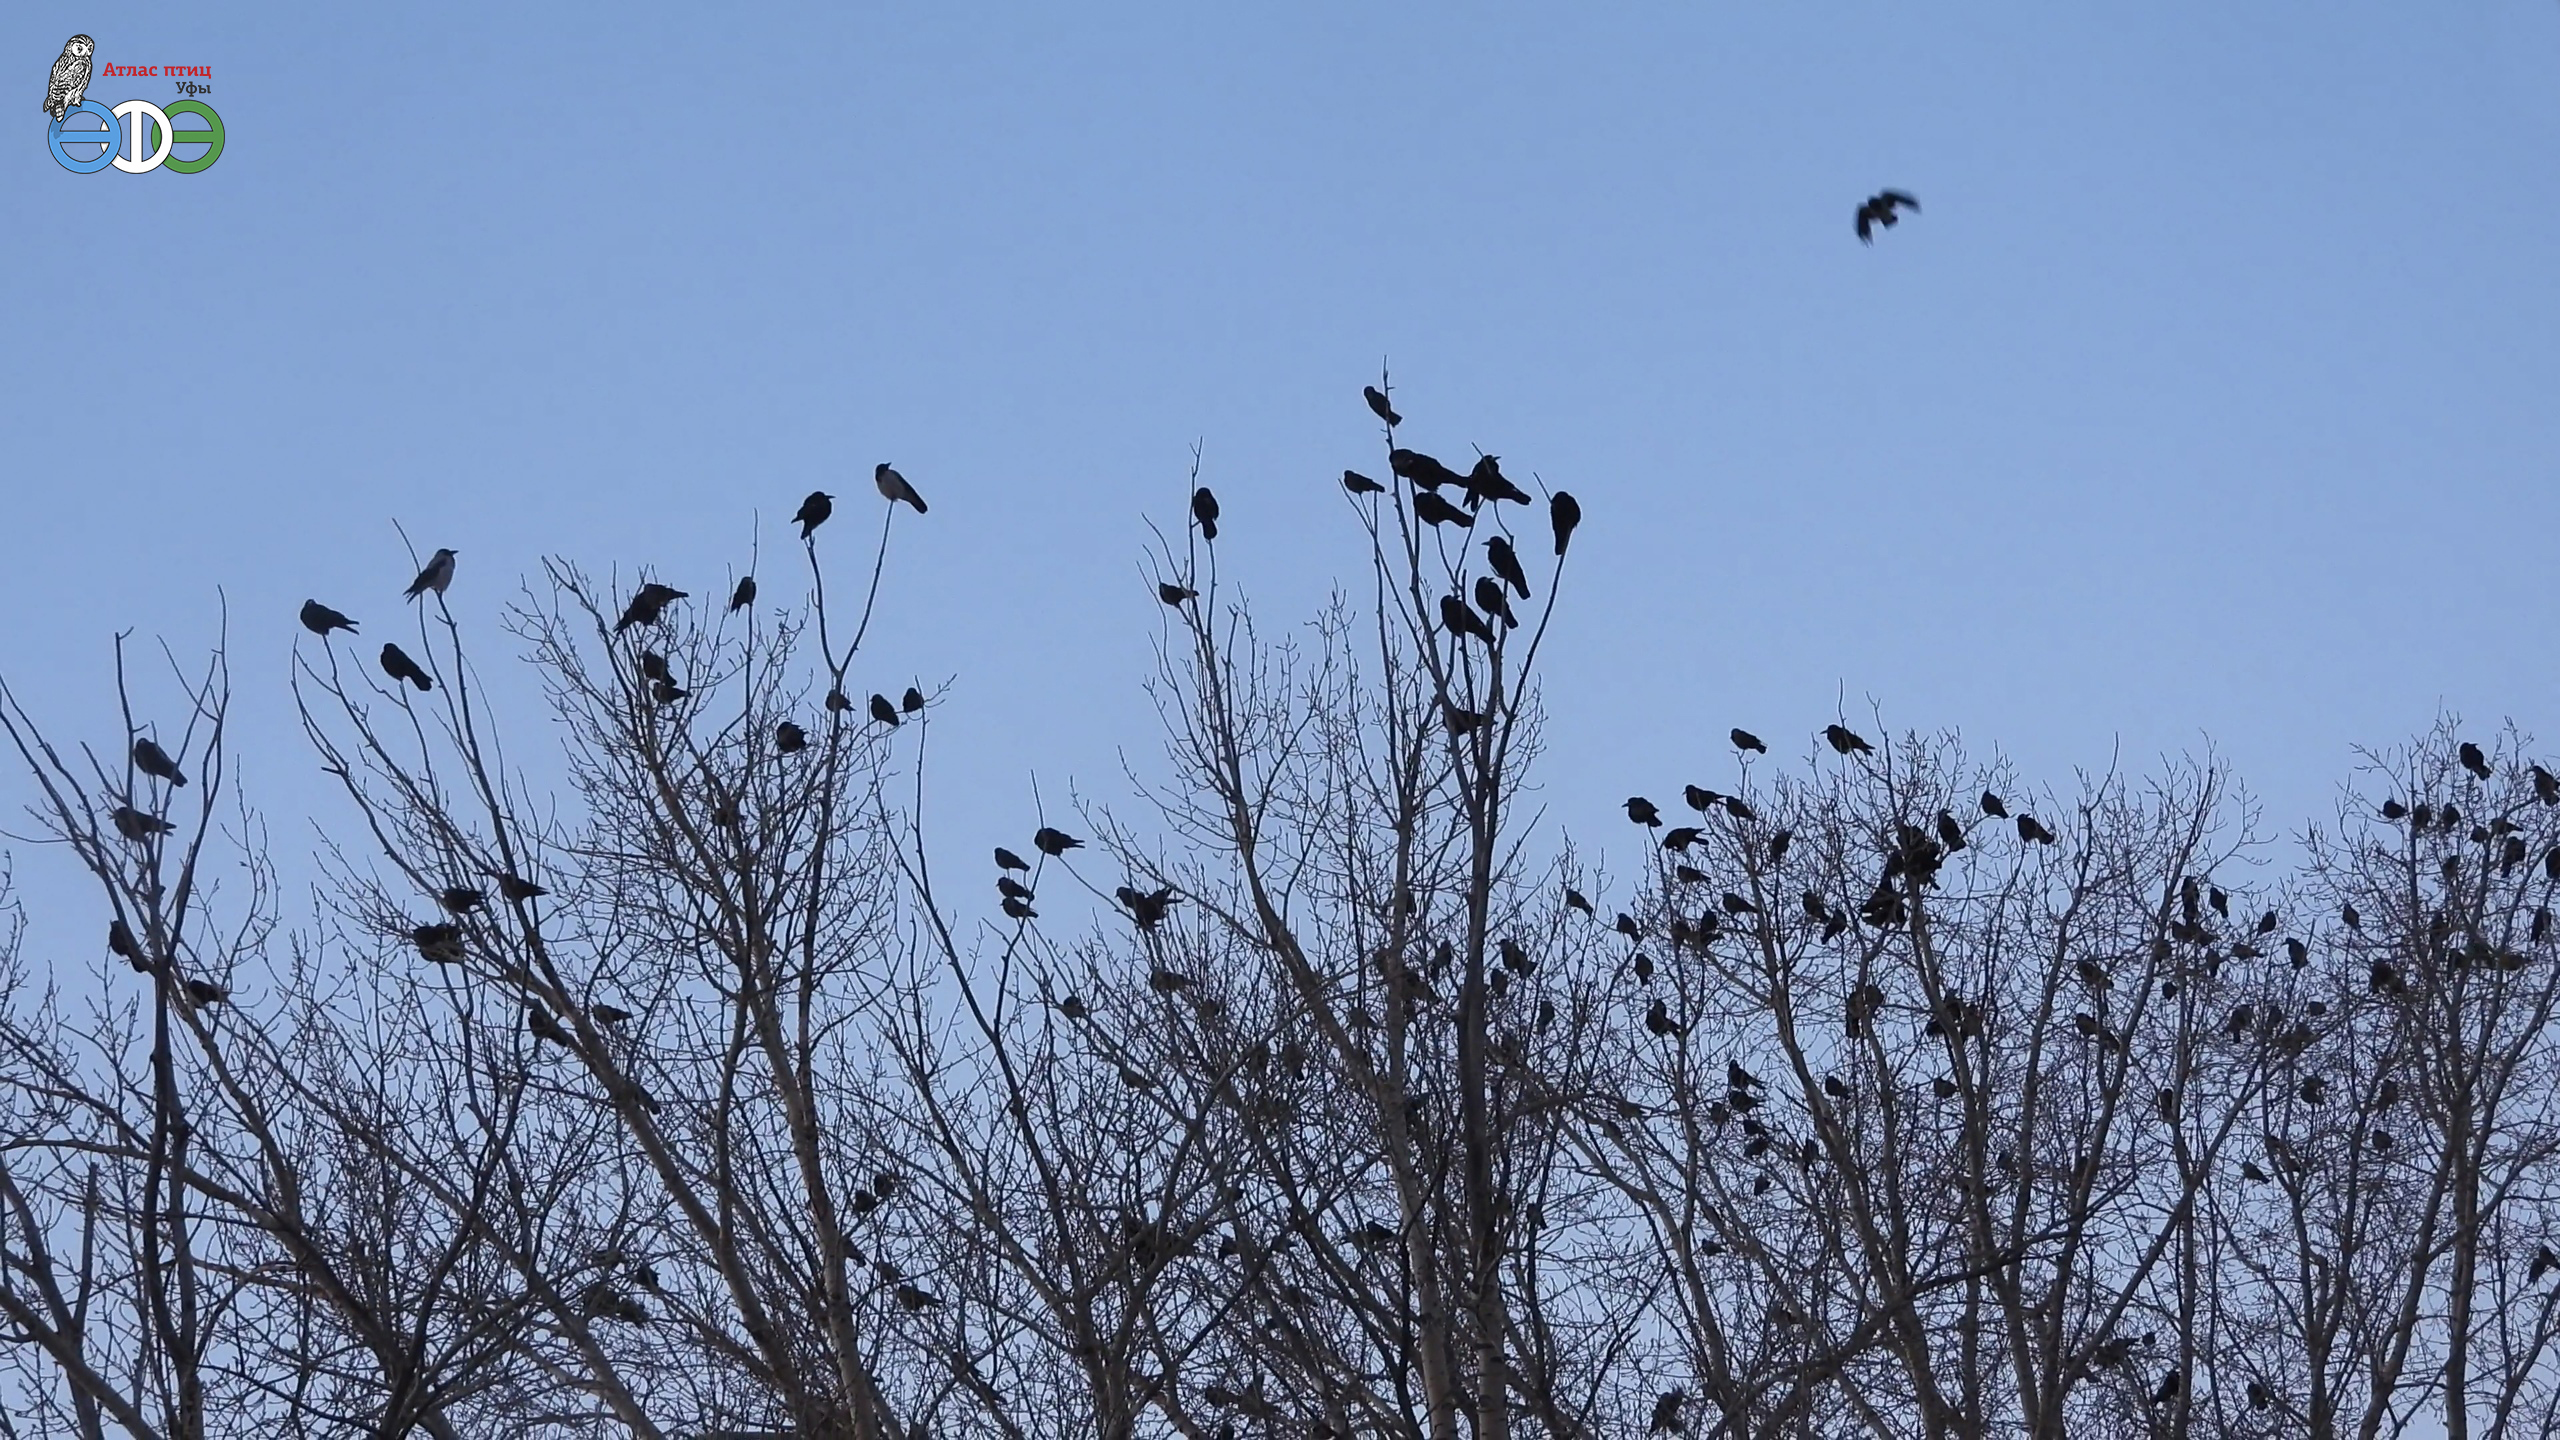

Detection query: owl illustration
(44, 35), (93, 123)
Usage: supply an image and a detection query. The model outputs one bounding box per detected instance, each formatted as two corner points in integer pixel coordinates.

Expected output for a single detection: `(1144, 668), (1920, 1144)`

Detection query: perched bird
(132, 738), (186, 787)
(1549, 491), (1581, 556)
(997, 875), (1033, 902)
(2534, 1245), (2560, 1284)
(776, 720), (808, 753)
(1644, 998), (1681, 1037)
(2017, 815), (2057, 845)
(183, 978), (228, 1007)
(825, 688), (852, 712)
(497, 874), (546, 901)
(615, 583), (687, 632)
(108, 919), (151, 973)
(1390, 448), (1469, 491)
(1192, 486), (1220, 540)
(1002, 895), (1038, 920)
(1648, 1389), (1686, 1436)
(1730, 728), (1766, 754)
(1118, 884), (1179, 930)
(2535, 765), (2560, 805)
(1854, 189), (1920, 243)
(1440, 593), (1497, 645)
(527, 1006), (575, 1050)
(299, 599), (358, 635)
(2460, 741), (2492, 780)
(1158, 582), (1197, 605)
(795, 491), (834, 539)
(1411, 489), (1474, 528)
(414, 923), (465, 963)
(2248, 1380), (2273, 1411)
(875, 463), (927, 513)
(1343, 468), (1386, 495)
(1980, 790), (2009, 819)
(44, 35), (94, 123)
(1485, 535), (1531, 598)
(1936, 811), (1966, 852)
(1626, 797), (1662, 827)
(638, 651), (671, 682)
(729, 576), (757, 611)
(2380, 798), (2408, 820)
(869, 694), (900, 727)
(650, 676), (687, 705)
(901, 686), (925, 715)
(1464, 454), (1532, 507)
(439, 886), (487, 913)
(1824, 724), (1873, 756)
(379, 643), (433, 692)
(1033, 826), (1082, 856)
(1363, 384), (1401, 427)
(111, 805), (173, 841)
(994, 846), (1030, 872)
(2150, 1370), (2181, 1406)
(893, 1282), (941, 1311)
(404, 548), (457, 600)
(1472, 576), (1518, 629)
(1565, 887), (1595, 916)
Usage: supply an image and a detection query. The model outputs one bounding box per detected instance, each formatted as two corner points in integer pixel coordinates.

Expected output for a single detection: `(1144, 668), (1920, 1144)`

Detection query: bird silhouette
(1158, 582), (1196, 605)
(1648, 1389), (1686, 1435)
(1118, 884), (1179, 930)
(497, 874), (546, 901)
(1645, 999), (1681, 1037)
(379, 644), (433, 692)
(1411, 489), (1474, 528)
(1440, 593), (1497, 645)
(1626, 797), (1662, 826)
(2017, 815), (2057, 845)
(132, 738), (186, 787)
(869, 694), (900, 727)
(2460, 741), (2492, 780)
(1034, 826), (1082, 856)
(1003, 895), (1038, 920)
(528, 1006), (576, 1050)
(109, 919), (151, 973)
(414, 923), (465, 963)
(651, 677), (687, 705)
(1190, 486), (1220, 540)
(729, 576), (756, 611)
(1485, 536), (1531, 598)
(1342, 469), (1386, 496)
(995, 847), (1030, 872)
(615, 583), (687, 632)
(902, 686), (925, 714)
(300, 600), (358, 635)
(439, 886), (487, 913)
(183, 978), (228, 1006)
(997, 875), (1033, 902)
(1981, 791), (2008, 818)
(1390, 448), (1468, 491)
(1937, 811), (1966, 851)
(2534, 1246), (2560, 1284)
(796, 491), (834, 538)
(1855, 189), (1920, 243)
(1824, 724), (1873, 756)
(404, 549), (457, 600)
(875, 463), (927, 513)
(1549, 492), (1580, 556)
(1473, 576), (1518, 629)
(1464, 454), (1532, 507)
(776, 720), (807, 753)
(1565, 887), (1595, 916)
(2535, 766), (2560, 804)
(826, 689), (852, 712)
(1364, 385), (1400, 427)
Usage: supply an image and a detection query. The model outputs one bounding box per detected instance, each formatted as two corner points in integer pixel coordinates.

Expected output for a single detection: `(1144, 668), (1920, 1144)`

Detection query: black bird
(902, 686), (925, 714)
(2460, 741), (2491, 780)
(616, 582), (687, 632)
(592, 1002), (632, 1025)
(1158, 582), (1197, 605)
(997, 875), (1033, 902)
(638, 651), (671, 682)
(1464, 454), (1532, 507)
(1440, 593), (1497, 645)
(1342, 469), (1386, 496)
(414, 924), (465, 963)
(497, 874), (546, 901)
(1617, 912), (1642, 939)
(2534, 1245), (2560, 1284)
(729, 575), (756, 611)
(875, 463), (928, 513)
(1411, 489), (1475, 528)
(1192, 486), (1220, 540)
(1855, 189), (1920, 243)
(1981, 790), (2009, 818)
(776, 720), (807, 753)
(1645, 998), (1681, 1036)
(1390, 447), (1469, 491)
(1363, 384), (1400, 426)
(404, 548), (457, 600)
(1485, 535), (1531, 598)
(869, 694), (900, 727)
(795, 491), (834, 539)
(893, 1282), (941, 1312)
(2380, 798), (2408, 820)
(1648, 1389), (1686, 1436)
(1003, 895), (1037, 920)
(651, 677), (687, 705)
(2341, 902), (2361, 930)
(2256, 909), (2280, 935)
(1631, 951), (1655, 981)
(1565, 887), (1595, 916)
(2210, 886), (2229, 918)
(2017, 815), (2057, 845)
(2248, 1380), (2273, 1411)
(2150, 1369), (2181, 1406)
(132, 738), (186, 787)
(2535, 765), (2560, 804)
(379, 644), (433, 692)
(826, 689), (853, 712)
(1033, 826), (1082, 856)
(1730, 728), (1766, 754)
(1824, 725), (1873, 755)
(109, 919), (150, 973)
(1118, 884), (1179, 930)
(1936, 811), (1967, 852)
(1473, 576), (1518, 629)
(1684, 784), (1722, 811)
(995, 846), (1030, 872)
(1549, 491), (1581, 556)
(300, 599), (358, 635)
(183, 978), (228, 1006)
(527, 1006), (575, 1049)
(1626, 797), (1662, 827)
(439, 886), (486, 913)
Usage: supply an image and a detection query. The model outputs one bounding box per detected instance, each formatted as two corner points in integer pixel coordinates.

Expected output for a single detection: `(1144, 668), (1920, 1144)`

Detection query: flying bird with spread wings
(1855, 189), (1920, 244)
(45, 36), (93, 123)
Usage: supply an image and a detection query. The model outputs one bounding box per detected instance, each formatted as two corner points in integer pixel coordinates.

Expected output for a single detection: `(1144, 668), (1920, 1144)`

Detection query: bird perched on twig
(1731, 728), (1765, 754)
(1485, 536), (1530, 599)
(795, 491), (834, 539)
(300, 600), (358, 635)
(380, 644), (433, 692)
(1192, 487), (1220, 541)
(1463, 455), (1532, 508)
(869, 694), (900, 727)
(1033, 826), (1082, 856)
(1440, 593), (1496, 646)
(109, 919), (152, 973)
(775, 720), (807, 753)
(1411, 490), (1474, 528)
(876, 463), (928, 513)
(112, 805), (174, 841)
(1548, 492), (1581, 556)
(1824, 724), (1873, 756)
(404, 549), (457, 600)
(1390, 448), (1468, 491)
(1364, 384), (1400, 427)
(132, 738), (186, 787)
(615, 583), (687, 632)
(902, 686), (924, 715)
(729, 576), (756, 611)
(1855, 189), (1920, 244)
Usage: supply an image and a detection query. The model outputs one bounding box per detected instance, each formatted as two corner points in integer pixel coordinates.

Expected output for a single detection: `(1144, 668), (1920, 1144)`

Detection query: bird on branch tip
(132, 738), (186, 787)
(404, 549), (457, 600)
(729, 575), (756, 611)
(1192, 486), (1220, 540)
(379, 643), (433, 692)
(615, 582), (687, 632)
(1363, 384), (1400, 427)
(795, 491), (833, 539)
(300, 599), (358, 635)
(876, 463), (927, 513)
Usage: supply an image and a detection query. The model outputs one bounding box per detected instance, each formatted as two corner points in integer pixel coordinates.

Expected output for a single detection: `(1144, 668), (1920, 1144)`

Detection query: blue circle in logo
(48, 99), (117, 174)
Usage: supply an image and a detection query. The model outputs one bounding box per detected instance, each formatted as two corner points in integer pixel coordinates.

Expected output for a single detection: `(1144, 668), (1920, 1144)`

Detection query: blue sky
(5, 2), (2559, 938)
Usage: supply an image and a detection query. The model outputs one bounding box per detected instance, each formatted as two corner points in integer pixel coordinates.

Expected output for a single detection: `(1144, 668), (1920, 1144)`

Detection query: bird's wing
(1882, 190), (1919, 210)
(1856, 210), (1874, 242)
